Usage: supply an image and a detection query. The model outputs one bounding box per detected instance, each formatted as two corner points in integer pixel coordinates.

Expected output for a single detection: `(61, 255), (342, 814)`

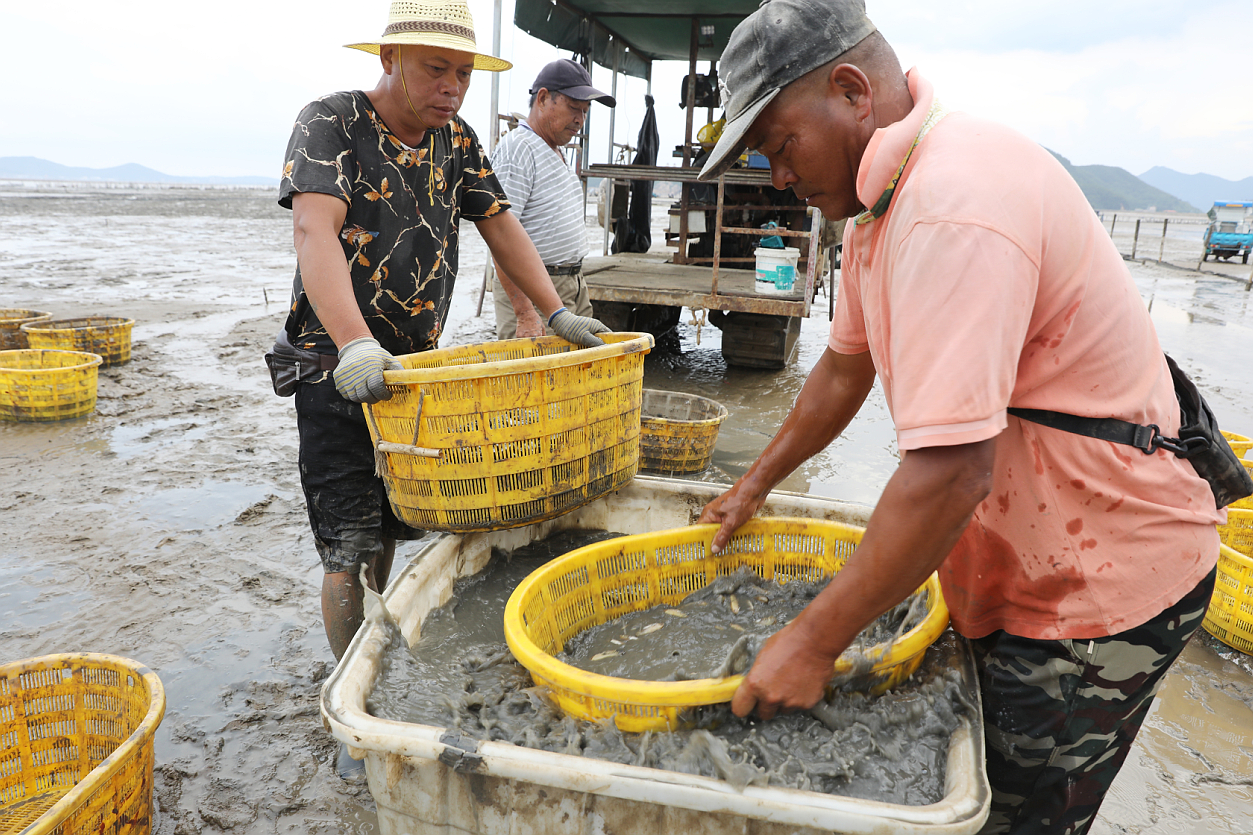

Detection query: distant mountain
(1138, 166), (1253, 213)
(0, 156), (276, 186)
(1046, 151), (1198, 213)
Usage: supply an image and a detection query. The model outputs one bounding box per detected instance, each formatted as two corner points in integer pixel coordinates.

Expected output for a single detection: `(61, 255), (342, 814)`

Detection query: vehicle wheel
(1202, 251), (1208, 261)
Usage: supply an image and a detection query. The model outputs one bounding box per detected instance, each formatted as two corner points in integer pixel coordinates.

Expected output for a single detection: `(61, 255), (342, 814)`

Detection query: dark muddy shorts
(971, 565), (1217, 835)
(294, 375), (424, 574)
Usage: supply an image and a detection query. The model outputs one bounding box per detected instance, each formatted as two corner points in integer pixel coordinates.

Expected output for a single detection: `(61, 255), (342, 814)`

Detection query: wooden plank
(582, 256), (807, 316)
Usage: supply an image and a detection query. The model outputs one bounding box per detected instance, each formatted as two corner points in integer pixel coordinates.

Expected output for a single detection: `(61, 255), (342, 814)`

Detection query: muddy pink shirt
(830, 69), (1221, 640)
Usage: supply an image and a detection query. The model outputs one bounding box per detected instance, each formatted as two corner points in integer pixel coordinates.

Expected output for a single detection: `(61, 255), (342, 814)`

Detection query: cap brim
(555, 84), (616, 107)
(698, 89), (778, 181)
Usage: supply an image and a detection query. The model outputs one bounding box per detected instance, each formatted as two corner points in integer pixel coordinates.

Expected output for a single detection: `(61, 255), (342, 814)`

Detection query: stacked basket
(638, 389), (729, 475)
(1204, 432), (1253, 653)
(365, 333), (653, 532)
(0, 315), (133, 422)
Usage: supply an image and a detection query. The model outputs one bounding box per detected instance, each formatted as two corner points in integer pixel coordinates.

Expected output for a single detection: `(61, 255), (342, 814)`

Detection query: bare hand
(730, 617), (840, 721)
(698, 482), (767, 554)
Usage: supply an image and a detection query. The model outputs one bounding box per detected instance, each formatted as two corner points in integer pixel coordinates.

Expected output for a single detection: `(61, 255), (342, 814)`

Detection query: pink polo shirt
(830, 69), (1221, 640)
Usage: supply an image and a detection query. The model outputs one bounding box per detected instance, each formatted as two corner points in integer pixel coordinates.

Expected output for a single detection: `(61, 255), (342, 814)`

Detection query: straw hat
(345, 0), (512, 72)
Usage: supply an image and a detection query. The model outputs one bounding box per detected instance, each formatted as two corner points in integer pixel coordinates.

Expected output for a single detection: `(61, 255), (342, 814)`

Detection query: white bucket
(754, 246), (801, 295)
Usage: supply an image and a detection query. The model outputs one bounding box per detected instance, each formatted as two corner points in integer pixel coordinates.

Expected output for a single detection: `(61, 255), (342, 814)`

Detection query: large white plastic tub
(321, 476), (990, 835)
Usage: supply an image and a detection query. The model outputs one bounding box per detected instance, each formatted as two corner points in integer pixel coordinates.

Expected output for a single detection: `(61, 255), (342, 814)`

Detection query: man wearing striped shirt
(491, 60), (616, 339)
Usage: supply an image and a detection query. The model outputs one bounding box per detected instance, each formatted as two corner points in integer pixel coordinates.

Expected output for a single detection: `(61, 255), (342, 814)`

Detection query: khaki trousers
(493, 267), (593, 340)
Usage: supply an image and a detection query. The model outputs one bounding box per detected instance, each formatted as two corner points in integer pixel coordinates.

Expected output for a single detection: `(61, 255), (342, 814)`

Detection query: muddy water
(1, 182), (1252, 833)
(367, 531), (968, 804)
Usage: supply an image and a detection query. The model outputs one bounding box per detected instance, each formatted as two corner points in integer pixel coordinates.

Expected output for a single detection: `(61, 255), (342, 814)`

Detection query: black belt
(545, 262), (583, 276)
(310, 352), (339, 371)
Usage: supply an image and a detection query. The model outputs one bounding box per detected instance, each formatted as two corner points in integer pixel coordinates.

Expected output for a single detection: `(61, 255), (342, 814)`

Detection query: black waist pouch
(263, 329), (337, 397)
(1009, 354), (1252, 509)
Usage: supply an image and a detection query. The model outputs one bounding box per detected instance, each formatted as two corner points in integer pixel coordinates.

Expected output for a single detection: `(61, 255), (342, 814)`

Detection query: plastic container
(0, 350), (103, 422)
(1222, 430), (1252, 459)
(638, 389), (728, 474)
(1203, 544), (1253, 655)
(504, 518), (948, 731)
(1233, 459), (1253, 511)
(365, 333), (653, 533)
(753, 246), (800, 295)
(1218, 507), (1253, 556)
(0, 653), (165, 835)
(320, 476), (990, 835)
(21, 317), (135, 367)
(0, 310), (52, 350)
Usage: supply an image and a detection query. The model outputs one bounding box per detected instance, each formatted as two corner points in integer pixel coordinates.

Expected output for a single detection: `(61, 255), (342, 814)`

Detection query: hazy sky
(2, 0), (1249, 181)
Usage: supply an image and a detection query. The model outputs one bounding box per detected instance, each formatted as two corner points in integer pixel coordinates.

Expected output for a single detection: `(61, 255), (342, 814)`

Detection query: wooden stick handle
(376, 441), (441, 458)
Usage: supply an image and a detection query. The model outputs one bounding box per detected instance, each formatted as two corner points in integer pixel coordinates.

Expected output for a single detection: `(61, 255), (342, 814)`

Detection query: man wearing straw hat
(696, 0), (1222, 832)
(273, 0), (610, 670)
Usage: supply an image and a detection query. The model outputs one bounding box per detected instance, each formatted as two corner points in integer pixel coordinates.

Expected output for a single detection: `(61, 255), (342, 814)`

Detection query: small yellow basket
(0, 653), (165, 835)
(504, 518), (949, 732)
(1203, 544), (1253, 655)
(365, 333), (653, 533)
(0, 310), (52, 350)
(1222, 431), (1251, 460)
(21, 317), (135, 367)
(638, 389), (729, 475)
(0, 350), (103, 422)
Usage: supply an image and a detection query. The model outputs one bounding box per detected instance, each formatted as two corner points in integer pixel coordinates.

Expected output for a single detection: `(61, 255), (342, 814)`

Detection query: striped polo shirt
(490, 122), (588, 267)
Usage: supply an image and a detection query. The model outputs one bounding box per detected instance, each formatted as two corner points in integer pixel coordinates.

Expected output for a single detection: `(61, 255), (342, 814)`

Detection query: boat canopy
(513, 0), (760, 79)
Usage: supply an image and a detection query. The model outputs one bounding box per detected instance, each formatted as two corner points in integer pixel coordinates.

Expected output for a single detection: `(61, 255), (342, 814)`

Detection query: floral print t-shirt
(279, 91), (509, 355)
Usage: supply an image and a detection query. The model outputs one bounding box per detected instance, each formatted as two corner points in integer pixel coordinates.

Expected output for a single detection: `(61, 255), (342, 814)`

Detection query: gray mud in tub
(321, 476), (990, 835)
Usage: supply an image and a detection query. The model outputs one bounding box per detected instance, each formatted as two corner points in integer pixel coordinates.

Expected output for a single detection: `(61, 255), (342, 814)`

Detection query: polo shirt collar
(854, 69), (945, 225)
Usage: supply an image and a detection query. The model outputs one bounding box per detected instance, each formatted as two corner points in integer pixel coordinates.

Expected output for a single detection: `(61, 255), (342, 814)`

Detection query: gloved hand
(334, 337), (402, 403)
(548, 308), (611, 348)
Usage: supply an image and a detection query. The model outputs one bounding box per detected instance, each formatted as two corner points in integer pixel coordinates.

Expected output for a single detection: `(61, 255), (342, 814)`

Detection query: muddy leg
(373, 538), (396, 592)
(322, 571), (365, 661)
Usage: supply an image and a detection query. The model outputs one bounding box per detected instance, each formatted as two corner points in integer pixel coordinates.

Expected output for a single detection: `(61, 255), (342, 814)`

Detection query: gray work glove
(548, 308), (611, 348)
(334, 337), (402, 404)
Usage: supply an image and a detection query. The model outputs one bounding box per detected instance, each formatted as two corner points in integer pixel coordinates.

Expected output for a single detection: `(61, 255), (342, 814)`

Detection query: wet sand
(2, 181), (1252, 833)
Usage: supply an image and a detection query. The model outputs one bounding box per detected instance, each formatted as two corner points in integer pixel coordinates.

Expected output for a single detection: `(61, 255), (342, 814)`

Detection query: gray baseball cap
(698, 0), (876, 181)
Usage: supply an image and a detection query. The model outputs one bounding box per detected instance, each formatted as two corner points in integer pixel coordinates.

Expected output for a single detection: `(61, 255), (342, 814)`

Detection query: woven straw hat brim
(346, 38), (512, 72)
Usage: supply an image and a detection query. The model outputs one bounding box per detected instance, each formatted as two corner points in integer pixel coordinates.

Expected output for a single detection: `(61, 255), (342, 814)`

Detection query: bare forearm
(477, 212), (562, 316)
(795, 440), (994, 658)
(494, 260), (544, 329)
(291, 192), (369, 350)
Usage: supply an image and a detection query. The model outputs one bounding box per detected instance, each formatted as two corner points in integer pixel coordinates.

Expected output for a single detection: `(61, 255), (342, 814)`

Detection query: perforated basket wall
(1222, 431), (1252, 460)
(365, 333), (652, 533)
(1203, 544), (1253, 655)
(504, 518), (950, 732)
(21, 317), (135, 367)
(0, 310), (52, 350)
(1219, 508), (1253, 557)
(0, 350), (103, 422)
(638, 389), (729, 475)
(0, 653), (165, 835)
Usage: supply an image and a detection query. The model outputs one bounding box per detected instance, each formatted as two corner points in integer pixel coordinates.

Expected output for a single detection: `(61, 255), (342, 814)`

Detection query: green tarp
(513, 0), (760, 79)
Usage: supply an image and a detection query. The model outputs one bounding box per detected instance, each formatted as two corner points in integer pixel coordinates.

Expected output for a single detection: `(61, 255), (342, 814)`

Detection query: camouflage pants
(971, 566), (1216, 835)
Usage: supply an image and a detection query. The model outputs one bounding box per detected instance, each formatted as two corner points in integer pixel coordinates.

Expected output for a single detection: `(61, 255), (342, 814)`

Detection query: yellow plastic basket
(1203, 544), (1253, 655)
(0, 350), (103, 422)
(365, 333), (653, 533)
(1218, 508), (1253, 556)
(1222, 431), (1251, 460)
(638, 389), (729, 475)
(21, 317), (135, 367)
(0, 653), (165, 835)
(504, 518), (949, 732)
(1231, 459), (1253, 511)
(0, 310), (52, 350)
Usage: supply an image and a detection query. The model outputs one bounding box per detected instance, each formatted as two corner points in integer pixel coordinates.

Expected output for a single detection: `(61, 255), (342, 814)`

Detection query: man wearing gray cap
(697, 1), (1222, 833)
(491, 59), (616, 339)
